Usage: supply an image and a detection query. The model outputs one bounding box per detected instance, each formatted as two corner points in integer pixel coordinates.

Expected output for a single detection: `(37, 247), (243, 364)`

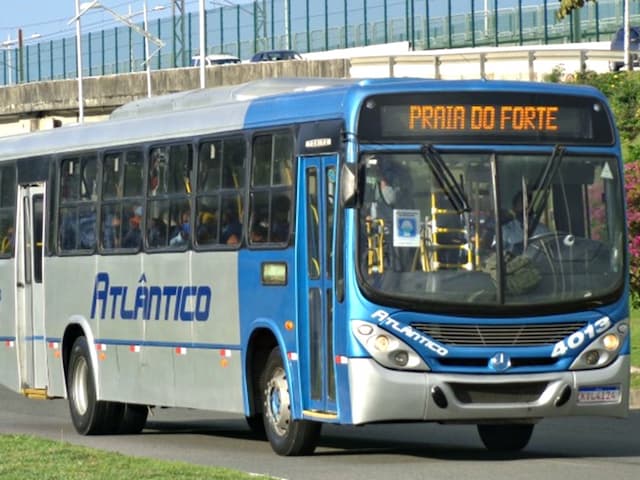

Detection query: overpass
(0, 42), (624, 137)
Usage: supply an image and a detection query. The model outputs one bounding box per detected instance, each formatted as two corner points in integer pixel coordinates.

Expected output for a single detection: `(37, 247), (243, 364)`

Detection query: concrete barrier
(0, 59), (350, 135)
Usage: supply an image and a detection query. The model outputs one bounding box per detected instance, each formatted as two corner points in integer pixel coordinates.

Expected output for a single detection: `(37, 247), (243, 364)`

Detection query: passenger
(149, 150), (162, 196)
(271, 194), (291, 242)
(250, 218), (269, 243)
(102, 209), (122, 249)
(498, 191), (549, 254)
(148, 217), (168, 247)
(221, 207), (242, 245)
(60, 210), (78, 250)
(170, 208), (191, 246)
(1, 225), (14, 254)
(367, 163), (413, 271)
(196, 211), (217, 244)
(122, 205), (143, 249)
(78, 209), (97, 250)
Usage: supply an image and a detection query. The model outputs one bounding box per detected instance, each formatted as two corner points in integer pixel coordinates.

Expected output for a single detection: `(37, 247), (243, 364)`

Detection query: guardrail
(350, 44), (626, 81)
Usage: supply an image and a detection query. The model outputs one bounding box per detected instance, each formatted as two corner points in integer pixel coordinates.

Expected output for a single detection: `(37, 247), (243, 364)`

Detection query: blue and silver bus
(0, 78), (630, 455)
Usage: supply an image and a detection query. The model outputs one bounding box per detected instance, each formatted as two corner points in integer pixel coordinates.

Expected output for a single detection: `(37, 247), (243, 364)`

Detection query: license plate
(577, 386), (621, 404)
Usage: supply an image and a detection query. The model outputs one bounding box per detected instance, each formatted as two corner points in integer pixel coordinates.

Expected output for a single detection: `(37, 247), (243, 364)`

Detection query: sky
(0, 0), (545, 45)
(0, 0), (198, 43)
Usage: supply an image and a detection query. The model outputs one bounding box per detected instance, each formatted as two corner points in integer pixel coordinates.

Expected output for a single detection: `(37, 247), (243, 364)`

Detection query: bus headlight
(570, 321), (628, 370)
(352, 320), (430, 371)
(602, 333), (620, 351)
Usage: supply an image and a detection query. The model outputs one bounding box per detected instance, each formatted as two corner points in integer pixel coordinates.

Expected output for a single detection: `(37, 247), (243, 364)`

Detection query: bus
(0, 77), (630, 456)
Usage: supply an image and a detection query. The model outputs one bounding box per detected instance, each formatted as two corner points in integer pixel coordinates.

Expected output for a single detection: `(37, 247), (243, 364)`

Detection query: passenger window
(0, 164), (16, 257)
(146, 143), (193, 251)
(195, 136), (246, 248)
(149, 144), (192, 196)
(100, 150), (145, 252)
(249, 132), (294, 245)
(58, 155), (97, 253)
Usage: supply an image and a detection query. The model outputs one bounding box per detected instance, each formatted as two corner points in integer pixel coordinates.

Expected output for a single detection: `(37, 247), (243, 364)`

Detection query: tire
(67, 337), (124, 435)
(261, 347), (321, 456)
(118, 404), (149, 434)
(477, 423), (534, 452)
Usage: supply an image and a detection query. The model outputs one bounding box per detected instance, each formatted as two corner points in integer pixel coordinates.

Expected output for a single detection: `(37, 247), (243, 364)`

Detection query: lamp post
(199, 0), (206, 88)
(69, 0), (166, 122)
(624, 0), (631, 70)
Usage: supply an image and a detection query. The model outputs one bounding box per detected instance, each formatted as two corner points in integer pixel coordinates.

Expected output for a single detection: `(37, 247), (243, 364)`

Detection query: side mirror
(340, 163), (357, 208)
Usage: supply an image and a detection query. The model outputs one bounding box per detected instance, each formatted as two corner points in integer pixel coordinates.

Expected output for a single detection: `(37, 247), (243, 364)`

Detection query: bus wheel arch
(62, 323), (87, 389)
(245, 328), (278, 436)
(261, 346), (321, 456)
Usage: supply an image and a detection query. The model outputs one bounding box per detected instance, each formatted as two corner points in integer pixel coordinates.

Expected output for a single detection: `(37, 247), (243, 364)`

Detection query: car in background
(609, 26), (640, 71)
(191, 54), (241, 67)
(250, 50), (303, 62)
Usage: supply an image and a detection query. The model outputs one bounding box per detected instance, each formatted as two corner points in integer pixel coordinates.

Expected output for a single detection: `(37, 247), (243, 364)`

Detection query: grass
(0, 434), (273, 480)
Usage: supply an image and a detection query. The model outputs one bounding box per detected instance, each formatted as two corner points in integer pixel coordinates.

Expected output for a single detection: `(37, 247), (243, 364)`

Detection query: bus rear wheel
(67, 336), (124, 435)
(477, 423), (534, 452)
(118, 404), (149, 434)
(261, 347), (321, 456)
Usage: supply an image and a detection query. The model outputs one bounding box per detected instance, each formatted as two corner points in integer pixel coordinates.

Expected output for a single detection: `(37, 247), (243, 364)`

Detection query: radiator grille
(412, 322), (585, 346)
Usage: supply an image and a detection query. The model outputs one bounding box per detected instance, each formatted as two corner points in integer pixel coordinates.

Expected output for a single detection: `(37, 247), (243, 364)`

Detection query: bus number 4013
(550, 317), (612, 358)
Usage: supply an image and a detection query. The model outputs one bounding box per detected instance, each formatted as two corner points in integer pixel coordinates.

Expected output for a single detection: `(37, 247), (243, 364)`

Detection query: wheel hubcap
(265, 366), (291, 437)
(71, 357), (89, 415)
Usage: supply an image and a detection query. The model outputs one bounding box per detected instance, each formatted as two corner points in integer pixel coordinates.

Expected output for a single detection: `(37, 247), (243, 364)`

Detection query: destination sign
(358, 91), (615, 145)
(408, 104), (559, 133)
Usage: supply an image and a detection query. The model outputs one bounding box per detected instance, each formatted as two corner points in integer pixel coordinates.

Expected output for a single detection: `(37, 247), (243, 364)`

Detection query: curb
(631, 389), (640, 410)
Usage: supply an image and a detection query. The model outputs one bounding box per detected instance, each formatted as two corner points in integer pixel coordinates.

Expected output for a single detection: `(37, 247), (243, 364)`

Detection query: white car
(191, 54), (241, 67)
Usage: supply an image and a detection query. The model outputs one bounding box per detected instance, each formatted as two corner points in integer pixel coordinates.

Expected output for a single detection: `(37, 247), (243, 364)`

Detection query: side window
(0, 164), (16, 257)
(58, 155), (98, 253)
(195, 136), (246, 248)
(146, 144), (193, 250)
(100, 149), (144, 252)
(249, 132), (294, 245)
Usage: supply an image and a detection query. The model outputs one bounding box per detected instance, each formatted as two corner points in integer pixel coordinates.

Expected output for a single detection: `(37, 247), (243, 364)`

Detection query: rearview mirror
(340, 163), (357, 208)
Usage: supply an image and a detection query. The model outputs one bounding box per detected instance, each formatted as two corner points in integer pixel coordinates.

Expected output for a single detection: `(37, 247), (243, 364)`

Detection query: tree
(557, 0), (595, 19)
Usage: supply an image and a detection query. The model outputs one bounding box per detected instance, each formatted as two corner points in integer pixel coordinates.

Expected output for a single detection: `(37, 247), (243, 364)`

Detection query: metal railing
(1, 0), (637, 86)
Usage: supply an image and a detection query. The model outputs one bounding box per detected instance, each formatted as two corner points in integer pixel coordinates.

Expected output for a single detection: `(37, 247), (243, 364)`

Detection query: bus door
(15, 183), (47, 392)
(299, 155), (337, 415)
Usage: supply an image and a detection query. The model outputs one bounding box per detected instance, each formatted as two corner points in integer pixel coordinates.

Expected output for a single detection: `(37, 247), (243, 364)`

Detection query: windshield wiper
(527, 144), (565, 235)
(421, 144), (470, 214)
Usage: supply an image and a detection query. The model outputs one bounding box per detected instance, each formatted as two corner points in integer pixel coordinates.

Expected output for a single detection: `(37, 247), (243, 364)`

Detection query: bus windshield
(357, 150), (625, 308)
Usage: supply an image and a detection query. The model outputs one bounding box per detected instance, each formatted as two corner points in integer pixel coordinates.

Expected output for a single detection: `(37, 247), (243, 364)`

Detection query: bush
(576, 72), (640, 305)
(627, 162), (640, 308)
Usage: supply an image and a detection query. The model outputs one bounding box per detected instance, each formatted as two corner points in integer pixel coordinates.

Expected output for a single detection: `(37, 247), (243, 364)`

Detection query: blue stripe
(0, 336), (16, 342)
(94, 338), (241, 351)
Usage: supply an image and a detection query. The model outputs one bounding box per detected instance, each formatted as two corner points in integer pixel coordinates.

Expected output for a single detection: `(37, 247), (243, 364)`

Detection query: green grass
(0, 435), (273, 480)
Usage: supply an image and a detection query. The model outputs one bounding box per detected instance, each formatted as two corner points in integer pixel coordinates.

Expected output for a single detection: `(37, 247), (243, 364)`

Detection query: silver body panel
(348, 356), (630, 424)
(41, 251), (244, 412)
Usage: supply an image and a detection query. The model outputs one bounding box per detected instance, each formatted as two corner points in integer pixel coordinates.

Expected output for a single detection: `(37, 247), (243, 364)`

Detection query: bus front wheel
(261, 347), (321, 456)
(67, 336), (124, 435)
(477, 423), (534, 452)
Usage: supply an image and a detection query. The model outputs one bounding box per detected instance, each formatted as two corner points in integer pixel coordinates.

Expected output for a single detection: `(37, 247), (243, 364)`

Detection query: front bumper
(348, 355), (630, 424)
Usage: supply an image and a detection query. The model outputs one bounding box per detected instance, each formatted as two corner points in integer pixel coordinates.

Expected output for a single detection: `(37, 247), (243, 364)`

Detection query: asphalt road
(1, 385), (639, 480)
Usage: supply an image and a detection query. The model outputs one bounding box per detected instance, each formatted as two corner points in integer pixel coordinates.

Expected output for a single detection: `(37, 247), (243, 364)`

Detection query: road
(1, 385), (639, 480)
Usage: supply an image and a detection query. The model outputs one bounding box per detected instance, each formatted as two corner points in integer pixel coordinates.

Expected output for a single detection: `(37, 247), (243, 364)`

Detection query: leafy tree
(557, 0), (595, 19)
(626, 162), (640, 307)
(575, 72), (640, 306)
